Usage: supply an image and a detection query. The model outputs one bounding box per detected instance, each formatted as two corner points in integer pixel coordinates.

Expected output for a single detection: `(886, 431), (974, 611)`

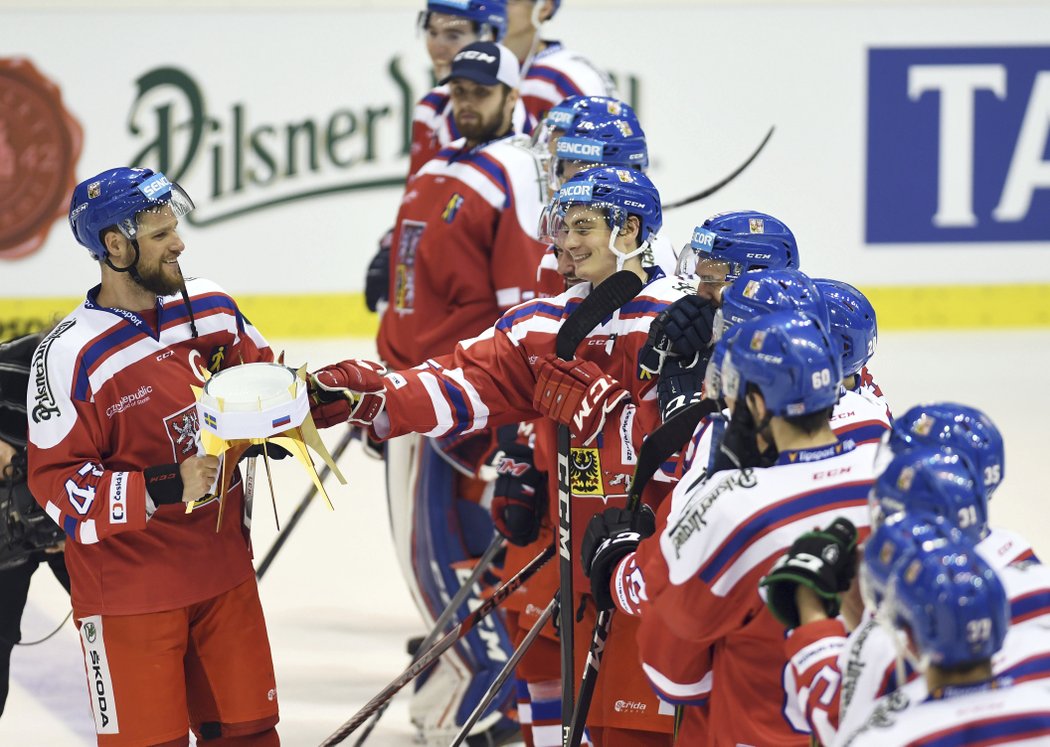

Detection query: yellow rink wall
(2, 284), (1049, 340)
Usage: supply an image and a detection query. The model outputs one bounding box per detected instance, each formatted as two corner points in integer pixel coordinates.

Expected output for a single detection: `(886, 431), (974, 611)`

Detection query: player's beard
(455, 91), (510, 144)
(135, 255), (186, 297)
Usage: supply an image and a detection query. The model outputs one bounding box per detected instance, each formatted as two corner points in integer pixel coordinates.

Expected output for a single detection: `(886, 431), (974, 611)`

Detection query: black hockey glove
(581, 505), (656, 611)
(646, 296), (717, 370)
(709, 396), (768, 473)
(239, 443), (293, 461)
(760, 517), (859, 629)
(489, 441), (547, 546)
(657, 354), (708, 422)
(364, 228), (393, 313)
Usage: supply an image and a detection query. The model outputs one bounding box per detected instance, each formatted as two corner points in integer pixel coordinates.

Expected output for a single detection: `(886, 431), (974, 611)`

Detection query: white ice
(2, 331), (1049, 746)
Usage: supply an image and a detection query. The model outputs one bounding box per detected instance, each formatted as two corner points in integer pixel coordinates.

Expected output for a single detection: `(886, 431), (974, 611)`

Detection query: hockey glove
(308, 359), (387, 428)
(581, 505), (656, 611)
(533, 354), (630, 446)
(657, 354), (708, 422)
(643, 295), (717, 374)
(760, 517), (859, 629)
(489, 441), (548, 546)
(709, 396), (775, 473)
(364, 228), (393, 313)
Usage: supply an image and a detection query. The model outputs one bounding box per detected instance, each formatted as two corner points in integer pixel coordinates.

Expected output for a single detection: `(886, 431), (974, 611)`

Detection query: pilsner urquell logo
(125, 61), (418, 227)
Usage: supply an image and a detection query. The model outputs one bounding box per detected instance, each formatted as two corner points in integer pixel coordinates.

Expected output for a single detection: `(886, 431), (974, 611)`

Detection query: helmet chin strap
(104, 239), (199, 338)
(104, 239), (145, 285)
(609, 225), (649, 273)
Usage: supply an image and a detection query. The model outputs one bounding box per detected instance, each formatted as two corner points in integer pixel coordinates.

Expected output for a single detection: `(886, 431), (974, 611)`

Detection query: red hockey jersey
(26, 278), (271, 616)
(378, 134), (548, 369)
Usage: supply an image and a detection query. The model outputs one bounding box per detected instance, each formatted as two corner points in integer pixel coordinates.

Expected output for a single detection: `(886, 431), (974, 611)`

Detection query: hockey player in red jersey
(378, 40), (547, 369)
(580, 310), (879, 745)
(313, 166), (683, 745)
(502, 0), (619, 122)
(376, 40), (549, 745)
(27, 168), (279, 746)
(408, 0), (537, 179)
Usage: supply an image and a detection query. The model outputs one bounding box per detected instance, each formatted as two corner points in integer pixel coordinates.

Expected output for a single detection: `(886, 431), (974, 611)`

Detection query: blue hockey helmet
(870, 446), (988, 543)
(69, 168), (194, 261)
(721, 310), (841, 416)
(716, 269), (831, 343)
(552, 97), (648, 168)
(676, 210), (799, 282)
(885, 403), (1005, 500)
(422, 0), (508, 41)
(813, 279), (878, 378)
(889, 541), (1008, 667)
(551, 166), (662, 259)
(860, 512), (959, 611)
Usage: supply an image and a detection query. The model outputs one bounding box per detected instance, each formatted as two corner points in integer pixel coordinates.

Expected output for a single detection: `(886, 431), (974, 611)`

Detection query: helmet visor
(119, 176), (195, 241)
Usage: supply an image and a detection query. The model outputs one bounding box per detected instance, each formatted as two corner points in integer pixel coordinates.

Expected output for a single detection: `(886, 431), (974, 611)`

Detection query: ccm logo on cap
(455, 50), (497, 64)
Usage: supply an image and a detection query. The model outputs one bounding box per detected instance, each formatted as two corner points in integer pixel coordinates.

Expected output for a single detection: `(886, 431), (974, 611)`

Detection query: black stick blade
(556, 270), (644, 360)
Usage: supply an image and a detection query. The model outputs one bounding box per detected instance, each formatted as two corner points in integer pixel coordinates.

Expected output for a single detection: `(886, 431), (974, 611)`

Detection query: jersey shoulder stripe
(1004, 653), (1050, 685)
(918, 712), (1050, 747)
(699, 480), (871, 586)
(525, 63), (585, 99)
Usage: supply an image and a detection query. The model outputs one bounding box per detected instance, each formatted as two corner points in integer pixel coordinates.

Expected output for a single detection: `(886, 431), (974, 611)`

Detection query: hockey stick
(555, 269), (645, 743)
(255, 426), (355, 581)
(352, 534), (507, 747)
(320, 543), (556, 746)
(566, 400), (717, 746)
(449, 594), (560, 747)
(662, 126), (775, 211)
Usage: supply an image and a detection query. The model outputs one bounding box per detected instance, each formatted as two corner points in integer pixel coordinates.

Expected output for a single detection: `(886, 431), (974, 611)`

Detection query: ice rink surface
(3, 330), (1049, 746)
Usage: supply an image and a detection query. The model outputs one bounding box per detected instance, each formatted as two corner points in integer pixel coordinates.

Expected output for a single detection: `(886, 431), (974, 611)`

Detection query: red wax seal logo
(0, 58), (83, 260)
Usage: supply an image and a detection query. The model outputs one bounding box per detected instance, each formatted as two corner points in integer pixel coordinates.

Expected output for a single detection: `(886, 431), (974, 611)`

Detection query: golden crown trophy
(191, 362), (345, 530)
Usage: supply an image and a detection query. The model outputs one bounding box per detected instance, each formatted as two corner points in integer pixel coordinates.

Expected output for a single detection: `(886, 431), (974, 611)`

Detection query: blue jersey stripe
(1004, 653), (1050, 683)
(470, 152), (511, 205)
(74, 323), (143, 401)
(699, 482), (870, 585)
(438, 377), (471, 432)
(837, 420), (890, 444)
(421, 90), (448, 110)
(62, 514), (77, 539)
(919, 713), (1050, 746)
(1012, 589), (1050, 623)
(496, 300), (571, 332)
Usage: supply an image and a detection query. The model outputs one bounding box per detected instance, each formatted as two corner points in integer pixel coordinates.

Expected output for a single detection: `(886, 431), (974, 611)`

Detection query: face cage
(116, 184), (195, 242)
(549, 199), (651, 269)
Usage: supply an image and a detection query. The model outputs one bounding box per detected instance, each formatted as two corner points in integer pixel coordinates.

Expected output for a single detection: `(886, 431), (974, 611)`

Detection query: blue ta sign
(867, 47), (1050, 243)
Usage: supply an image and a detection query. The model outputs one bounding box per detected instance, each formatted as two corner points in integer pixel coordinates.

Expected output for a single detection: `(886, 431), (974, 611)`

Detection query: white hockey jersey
(834, 677), (1050, 747)
(790, 551), (1050, 745)
(520, 41), (618, 122)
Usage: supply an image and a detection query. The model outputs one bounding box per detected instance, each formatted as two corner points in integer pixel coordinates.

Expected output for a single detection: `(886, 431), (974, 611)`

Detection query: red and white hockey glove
(308, 359), (387, 428)
(533, 354), (630, 446)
